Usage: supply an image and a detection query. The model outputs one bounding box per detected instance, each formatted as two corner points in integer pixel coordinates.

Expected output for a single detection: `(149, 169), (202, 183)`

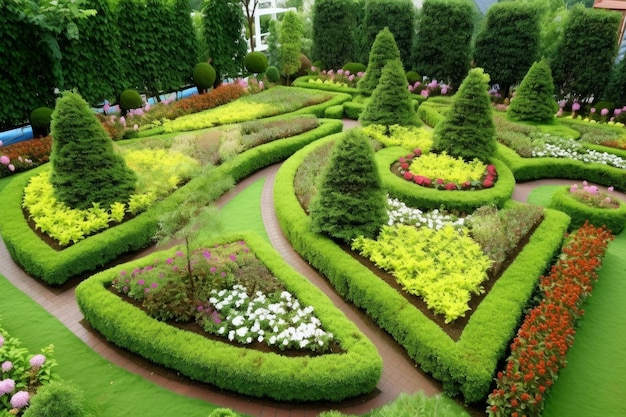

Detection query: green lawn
(218, 178), (269, 242)
(0, 274), (218, 417)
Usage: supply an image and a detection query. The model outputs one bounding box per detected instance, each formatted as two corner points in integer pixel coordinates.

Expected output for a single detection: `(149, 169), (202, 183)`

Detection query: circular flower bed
(397, 149), (497, 190)
(549, 182), (626, 233)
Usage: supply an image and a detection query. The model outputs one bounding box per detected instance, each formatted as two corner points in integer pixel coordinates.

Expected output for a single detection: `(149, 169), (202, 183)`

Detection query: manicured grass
(541, 231), (626, 417)
(0, 274), (219, 417)
(527, 185), (562, 207)
(218, 178), (269, 242)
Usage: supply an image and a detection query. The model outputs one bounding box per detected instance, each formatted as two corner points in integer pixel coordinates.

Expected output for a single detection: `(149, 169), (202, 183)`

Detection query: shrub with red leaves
(0, 136), (53, 178)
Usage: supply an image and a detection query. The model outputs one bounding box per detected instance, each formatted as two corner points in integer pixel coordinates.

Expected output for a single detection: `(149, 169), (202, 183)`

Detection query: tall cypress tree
(359, 58), (421, 128)
(311, 0), (359, 69)
(357, 27), (401, 96)
(309, 129), (388, 242)
(50, 92), (137, 210)
(433, 68), (496, 163)
(413, 0), (475, 87)
(473, 2), (541, 97)
(508, 60), (559, 123)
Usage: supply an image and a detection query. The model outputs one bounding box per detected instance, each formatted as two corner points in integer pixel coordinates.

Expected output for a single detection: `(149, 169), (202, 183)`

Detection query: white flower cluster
(387, 197), (468, 231)
(531, 135), (626, 169)
(209, 285), (334, 352)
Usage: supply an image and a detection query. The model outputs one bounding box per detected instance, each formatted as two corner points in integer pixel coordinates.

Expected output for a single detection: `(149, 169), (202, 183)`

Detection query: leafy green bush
(29, 107), (54, 128)
(405, 70), (421, 84)
(119, 89), (143, 114)
(244, 51), (268, 74)
(208, 409), (239, 417)
(23, 382), (86, 417)
(50, 91), (137, 210)
(311, 0), (360, 70)
(324, 104), (344, 119)
(193, 63), (217, 93)
(362, 124), (433, 151)
(309, 129), (388, 242)
(265, 65), (280, 82)
(342, 62), (366, 74)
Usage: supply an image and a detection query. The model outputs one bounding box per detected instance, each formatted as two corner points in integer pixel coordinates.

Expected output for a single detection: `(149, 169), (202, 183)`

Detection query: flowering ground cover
(0, 137), (52, 178)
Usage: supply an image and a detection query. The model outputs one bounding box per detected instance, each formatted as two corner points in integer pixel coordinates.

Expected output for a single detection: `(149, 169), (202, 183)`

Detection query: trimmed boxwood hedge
(292, 75), (361, 97)
(0, 119), (343, 285)
(495, 143), (626, 191)
(343, 101), (365, 120)
(274, 136), (570, 402)
(376, 147), (516, 212)
(75, 232), (382, 402)
(549, 185), (626, 233)
(290, 91), (352, 118)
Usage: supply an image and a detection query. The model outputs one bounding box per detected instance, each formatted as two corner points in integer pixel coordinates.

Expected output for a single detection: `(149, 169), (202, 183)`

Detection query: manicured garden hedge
(494, 143), (626, 191)
(75, 232), (382, 402)
(376, 147), (516, 212)
(0, 119), (343, 285)
(274, 137), (570, 402)
(549, 186), (626, 234)
(292, 75), (361, 97)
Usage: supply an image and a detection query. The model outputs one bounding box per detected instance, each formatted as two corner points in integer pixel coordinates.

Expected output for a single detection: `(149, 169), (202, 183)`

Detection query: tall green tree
(412, 0), (475, 88)
(433, 68), (496, 163)
(60, 0), (124, 105)
(357, 27), (401, 96)
(361, 0), (416, 69)
(279, 11), (304, 83)
(551, 5), (621, 102)
(169, 0), (199, 88)
(359, 59), (421, 128)
(508, 60), (559, 123)
(202, 0), (247, 83)
(116, 0), (151, 92)
(50, 92), (137, 210)
(473, 1), (541, 97)
(605, 58), (626, 108)
(311, 0), (360, 69)
(309, 129), (388, 242)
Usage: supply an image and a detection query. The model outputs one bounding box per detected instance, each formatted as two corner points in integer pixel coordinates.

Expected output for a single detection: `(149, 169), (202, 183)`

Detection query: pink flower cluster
(0, 141), (15, 172)
(408, 79), (450, 97)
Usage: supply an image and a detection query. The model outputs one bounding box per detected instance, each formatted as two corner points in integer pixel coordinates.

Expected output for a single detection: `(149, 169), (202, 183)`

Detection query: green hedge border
(549, 186), (626, 233)
(75, 231), (382, 402)
(376, 147), (516, 212)
(495, 143), (626, 191)
(274, 137), (570, 402)
(292, 75), (361, 97)
(0, 119), (344, 285)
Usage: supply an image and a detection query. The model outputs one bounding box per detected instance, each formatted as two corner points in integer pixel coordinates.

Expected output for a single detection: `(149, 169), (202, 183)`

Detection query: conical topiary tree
(432, 68), (496, 163)
(50, 91), (137, 210)
(507, 60), (559, 123)
(359, 58), (421, 128)
(309, 129), (388, 242)
(357, 27), (401, 96)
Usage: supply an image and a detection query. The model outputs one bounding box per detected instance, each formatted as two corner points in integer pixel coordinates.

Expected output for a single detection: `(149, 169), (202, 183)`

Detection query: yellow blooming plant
(409, 152), (486, 184)
(362, 124), (433, 152)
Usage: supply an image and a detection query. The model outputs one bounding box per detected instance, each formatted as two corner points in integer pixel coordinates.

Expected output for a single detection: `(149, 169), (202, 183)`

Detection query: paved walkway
(2, 128), (624, 416)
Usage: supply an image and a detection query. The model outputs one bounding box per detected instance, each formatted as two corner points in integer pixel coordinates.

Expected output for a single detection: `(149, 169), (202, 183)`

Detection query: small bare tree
(240, 0), (260, 51)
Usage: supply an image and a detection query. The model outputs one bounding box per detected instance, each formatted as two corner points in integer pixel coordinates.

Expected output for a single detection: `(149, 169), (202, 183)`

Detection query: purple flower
(1, 361), (12, 372)
(0, 378), (15, 395)
(220, 272), (226, 277)
(10, 390), (29, 409)
(119, 116), (126, 126)
(120, 270), (127, 276)
(615, 109), (622, 116)
(144, 288), (149, 293)
(197, 305), (204, 311)
(0, 335), (4, 347)
(103, 102), (110, 113)
(601, 108), (609, 116)
(8, 164), (14, 172)
(259, 81), (264, 90)
(145, 102), (151, 111)
(572, 102), (581, 112)
(420, 89), (429, 98)
(122, 286), (128, 292)
(29, 354), (46, 368)
(202, 250), (211, 260)
(440, 86), (448, 95)
(151, 282), (158, 288)
(0, 155), (9, 165)
(558, 100), (566, 108)
(166, 258), (173, 264)
(590, 108), (596, 113)
(608, 186), (615, 192)
(570, 185), (578, 193)
(175, 250), (184, 257)
(137, 279), (145, 286)
(229, 254), (237, 262)
(357, 71), (365, 77)
(210, 267), (217, 274)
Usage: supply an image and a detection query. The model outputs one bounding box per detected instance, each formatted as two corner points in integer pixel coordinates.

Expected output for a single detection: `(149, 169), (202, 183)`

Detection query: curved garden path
(0, 120), (618, 416)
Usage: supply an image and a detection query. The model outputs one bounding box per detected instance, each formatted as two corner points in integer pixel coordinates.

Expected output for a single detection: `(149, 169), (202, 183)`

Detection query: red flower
(400, 162), (409, 170)
(483, 179), (494, 188)
(445, 182), (457, 190)
(436, 178), (444, 185)
(403, 171), (414, 180)
(413, 148), (422, 156)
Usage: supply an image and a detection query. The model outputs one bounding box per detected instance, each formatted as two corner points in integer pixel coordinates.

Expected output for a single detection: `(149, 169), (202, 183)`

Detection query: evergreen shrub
(23, 382), (86, 417)
(29, 107), (54, 137)
(342, 62), (366, 74)
(244, 51), (269, 73)
(358, 27), (401, 96)
(265, 66), (280, 83)
(405, 70), (421, 84)
(193, 63), (217, 93)
(119, 89), (143, 114)
(508, 60), (559, 123)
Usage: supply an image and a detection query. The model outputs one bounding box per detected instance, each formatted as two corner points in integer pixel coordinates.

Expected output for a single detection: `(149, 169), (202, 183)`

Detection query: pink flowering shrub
(0, 325), (58, 415)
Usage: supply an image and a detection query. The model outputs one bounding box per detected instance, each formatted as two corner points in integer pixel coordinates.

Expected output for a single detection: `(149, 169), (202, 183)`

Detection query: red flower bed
(397, 149), (497, 190)
(487, 222), (614, 417)
(170, 83), (247, 115)
(0, 135), (52, 178)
